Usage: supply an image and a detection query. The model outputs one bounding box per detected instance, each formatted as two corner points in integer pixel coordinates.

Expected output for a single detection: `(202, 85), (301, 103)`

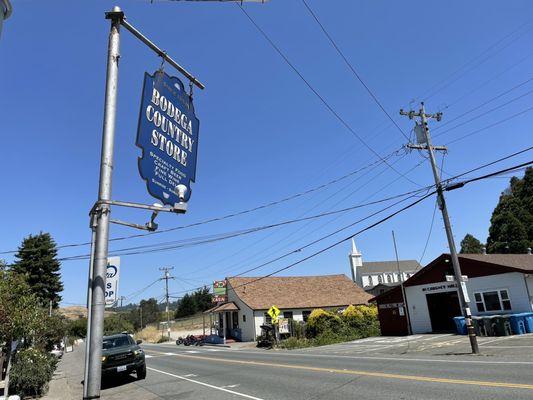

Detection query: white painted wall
(226, 284), (256, 342)
(406, 272), (533, 334)
(467, 272), (532, 315)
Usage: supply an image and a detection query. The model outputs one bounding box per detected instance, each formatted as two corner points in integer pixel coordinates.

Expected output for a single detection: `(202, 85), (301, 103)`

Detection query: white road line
(147, 367), (265, 400)
(479, 336), (516, 346)
(183, 373), (198, 377)
(186, 350), (200, 354)
(164, 352), (176, 355)
(144, 355), (153, 359)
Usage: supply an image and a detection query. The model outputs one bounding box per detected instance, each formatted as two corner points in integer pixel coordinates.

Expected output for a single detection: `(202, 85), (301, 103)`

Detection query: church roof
(361, 260), (421, 274)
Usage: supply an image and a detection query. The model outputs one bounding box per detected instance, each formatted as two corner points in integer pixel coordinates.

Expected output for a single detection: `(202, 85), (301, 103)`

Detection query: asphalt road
(130, 335), (533, 400)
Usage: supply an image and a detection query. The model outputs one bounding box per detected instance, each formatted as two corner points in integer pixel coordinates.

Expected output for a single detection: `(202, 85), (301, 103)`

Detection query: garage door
(426, 291), (461, 332)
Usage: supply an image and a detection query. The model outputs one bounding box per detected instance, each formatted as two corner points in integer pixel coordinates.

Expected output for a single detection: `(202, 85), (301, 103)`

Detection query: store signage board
(105, 257), (120, 308)
(136, 70), (199, 206)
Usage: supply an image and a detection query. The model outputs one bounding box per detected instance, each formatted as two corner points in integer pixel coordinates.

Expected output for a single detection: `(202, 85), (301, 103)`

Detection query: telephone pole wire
(160, 267), (175, 340)
(400, 102), (479, 354)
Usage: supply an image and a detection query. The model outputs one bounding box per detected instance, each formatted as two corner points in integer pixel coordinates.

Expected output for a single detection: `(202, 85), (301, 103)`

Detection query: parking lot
(291, 333), (533, 360)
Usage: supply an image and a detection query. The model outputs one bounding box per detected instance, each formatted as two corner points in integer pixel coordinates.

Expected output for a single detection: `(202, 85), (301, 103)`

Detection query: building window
(387, 274), (392, 283)
(474, 289), (512, 312)
(264, 312), (272, 324)
(378, 275), (383, 284)
(243, 314), (246, 322)
(283, 311), (293, 319)
(302, 311), (311, 322)
(368, 276), (373, 286)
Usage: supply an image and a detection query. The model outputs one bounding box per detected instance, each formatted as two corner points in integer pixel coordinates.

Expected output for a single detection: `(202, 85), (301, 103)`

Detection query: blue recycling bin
(453, 316), (467, 335)
(509, 313), (527, 335)
(524, 312), (533, 333)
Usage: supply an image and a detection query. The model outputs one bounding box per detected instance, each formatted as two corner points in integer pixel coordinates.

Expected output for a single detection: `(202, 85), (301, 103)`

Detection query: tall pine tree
(12, 232), (63, 307)
(459, 234), (484, 254)
(487, 168), (533, 253)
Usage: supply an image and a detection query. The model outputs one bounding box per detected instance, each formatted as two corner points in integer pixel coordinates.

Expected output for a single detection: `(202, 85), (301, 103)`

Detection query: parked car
(101, 333), (146, 379)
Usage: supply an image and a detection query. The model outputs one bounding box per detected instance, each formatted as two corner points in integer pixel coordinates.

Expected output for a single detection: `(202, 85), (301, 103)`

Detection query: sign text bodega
(136, 70), (199, 206)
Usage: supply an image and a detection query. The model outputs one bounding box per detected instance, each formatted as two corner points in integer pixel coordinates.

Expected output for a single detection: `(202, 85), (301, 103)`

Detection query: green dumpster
(483, 316), (496, 336)
(472, 316), (486, 336)
(492, 315), (512, 336)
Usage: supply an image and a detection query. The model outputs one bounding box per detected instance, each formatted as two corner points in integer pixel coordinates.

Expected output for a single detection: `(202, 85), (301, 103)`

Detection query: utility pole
(392, 231), (412, 335)
(139, 305), (143, 330)
(400, 103), (479, 354)
(83, 7), (122, 399)
(119, 296), (126, 308)
(160, 267), (175, 340)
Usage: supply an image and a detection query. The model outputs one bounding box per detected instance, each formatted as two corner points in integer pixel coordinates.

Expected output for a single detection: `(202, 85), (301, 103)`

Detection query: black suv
(101, 333), (146, 379)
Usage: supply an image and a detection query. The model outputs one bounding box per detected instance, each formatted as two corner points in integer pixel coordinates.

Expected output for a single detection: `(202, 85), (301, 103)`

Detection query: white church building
(348, 240), (422, 296)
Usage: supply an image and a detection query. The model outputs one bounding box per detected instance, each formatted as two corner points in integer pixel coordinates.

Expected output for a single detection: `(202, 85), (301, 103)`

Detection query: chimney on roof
(482, 247), (487, 255)
(528, 248), (532, 255)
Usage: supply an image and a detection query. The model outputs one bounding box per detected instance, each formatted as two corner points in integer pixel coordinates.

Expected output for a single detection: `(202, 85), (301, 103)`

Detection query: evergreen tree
(459, 234), (484, 254)
(487, 168), (533, 253)
(138, 298), (160, 327)
(191, 287), (213, 312)
(12, 233), (63, 307)
(175, 293), (196, 318)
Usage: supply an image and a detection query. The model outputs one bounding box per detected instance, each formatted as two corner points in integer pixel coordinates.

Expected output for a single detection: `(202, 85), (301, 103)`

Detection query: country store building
(373, 253), (533, 335)
(207, 274), (372, 342)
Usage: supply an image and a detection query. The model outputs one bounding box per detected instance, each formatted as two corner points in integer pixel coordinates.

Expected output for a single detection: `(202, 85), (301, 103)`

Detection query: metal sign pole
(83, 6), (122, 399)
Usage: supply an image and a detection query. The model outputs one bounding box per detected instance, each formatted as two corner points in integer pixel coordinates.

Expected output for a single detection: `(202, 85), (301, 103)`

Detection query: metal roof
(361, 260), (421, 274)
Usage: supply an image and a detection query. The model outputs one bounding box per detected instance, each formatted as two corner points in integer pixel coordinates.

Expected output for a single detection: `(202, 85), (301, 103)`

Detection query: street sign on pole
(136, 70), (200, 206)
(267, 305), (280, 323)
(105, 257), (120, 308)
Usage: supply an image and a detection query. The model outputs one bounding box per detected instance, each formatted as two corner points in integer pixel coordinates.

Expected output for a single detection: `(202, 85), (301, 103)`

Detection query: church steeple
(349, 238), (363, 287)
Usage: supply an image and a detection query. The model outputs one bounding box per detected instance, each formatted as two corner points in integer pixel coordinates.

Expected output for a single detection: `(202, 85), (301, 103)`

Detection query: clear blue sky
(1, 0), (531, 307)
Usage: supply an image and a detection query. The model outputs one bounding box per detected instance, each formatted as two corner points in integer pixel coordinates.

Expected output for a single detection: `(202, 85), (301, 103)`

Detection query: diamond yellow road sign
(267, 305), (280, 322)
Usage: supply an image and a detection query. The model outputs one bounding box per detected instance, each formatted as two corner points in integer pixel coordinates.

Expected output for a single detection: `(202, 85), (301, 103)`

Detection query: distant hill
(58, 306), (115, 320)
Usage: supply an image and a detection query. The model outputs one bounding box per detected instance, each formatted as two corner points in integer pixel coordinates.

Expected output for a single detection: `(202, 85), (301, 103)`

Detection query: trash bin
(453, 316), (467, 335)
(483, 316), (496, 336)
(472, 316), (486, 336)
(509, 313), (527, 335)
(524, 312), (533, 333)
(492, 315), (512, 336)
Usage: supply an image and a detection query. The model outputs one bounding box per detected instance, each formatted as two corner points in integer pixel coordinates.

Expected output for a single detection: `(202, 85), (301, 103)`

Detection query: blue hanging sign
(136, 70), (199, 206)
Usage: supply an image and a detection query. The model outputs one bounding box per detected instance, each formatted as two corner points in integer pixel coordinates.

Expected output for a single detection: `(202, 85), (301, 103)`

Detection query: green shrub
(68, 317), (87, 339)
(306, 309), (343, 337)
(9, 348), (58, 397)
(104, 315), (134, 335)
(279, 305), (380, 349)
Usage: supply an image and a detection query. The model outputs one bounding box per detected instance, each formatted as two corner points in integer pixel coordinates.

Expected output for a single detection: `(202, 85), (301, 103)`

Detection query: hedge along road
(138, 344), (533, 400)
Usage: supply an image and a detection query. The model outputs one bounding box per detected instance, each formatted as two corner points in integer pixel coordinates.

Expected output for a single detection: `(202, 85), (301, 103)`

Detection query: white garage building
(374, 253), (533, 335)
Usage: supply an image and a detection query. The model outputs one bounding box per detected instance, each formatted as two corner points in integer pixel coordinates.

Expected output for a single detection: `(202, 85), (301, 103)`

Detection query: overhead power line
(433, 87), (533, 139)
(236, 3), (420, 187)
(58, 186), (430, 262)
(301, 0), (409, 141)
(0, 147), (406, 257)
(445, 105), (533, 145)
(434, 77), (533, 131)
(421, 21), (532, 102)
(155, 160), (533, 298)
